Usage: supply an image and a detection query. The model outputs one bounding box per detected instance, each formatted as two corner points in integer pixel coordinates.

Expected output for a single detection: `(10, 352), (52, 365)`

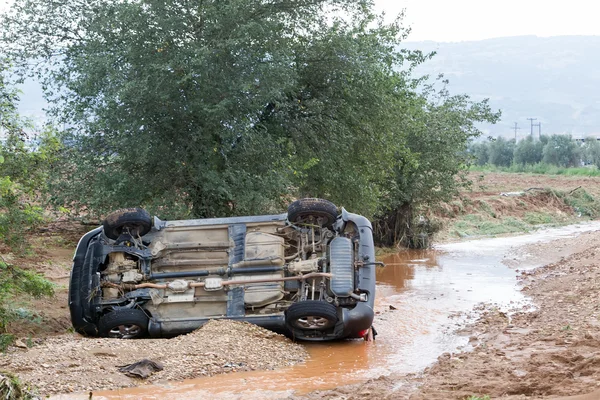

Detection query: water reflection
(376, 250), (441, 290)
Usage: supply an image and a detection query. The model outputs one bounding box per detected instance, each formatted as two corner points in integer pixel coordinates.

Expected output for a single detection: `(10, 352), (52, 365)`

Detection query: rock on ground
(0, 320), (307, 396)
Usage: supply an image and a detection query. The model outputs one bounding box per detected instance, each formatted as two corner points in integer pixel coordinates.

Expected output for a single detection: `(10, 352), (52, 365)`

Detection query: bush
(0, 260), (54, 339)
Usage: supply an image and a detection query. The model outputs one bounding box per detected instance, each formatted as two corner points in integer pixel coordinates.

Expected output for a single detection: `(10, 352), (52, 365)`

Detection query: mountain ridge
(402, 35), (600, 138)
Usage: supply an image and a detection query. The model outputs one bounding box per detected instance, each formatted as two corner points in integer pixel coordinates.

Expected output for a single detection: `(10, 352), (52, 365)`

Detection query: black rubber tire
(98, 309), (149, 339)
(103, 208), (152, 240)
(287, 198), (338, 227)
(286, 300), (338, 331)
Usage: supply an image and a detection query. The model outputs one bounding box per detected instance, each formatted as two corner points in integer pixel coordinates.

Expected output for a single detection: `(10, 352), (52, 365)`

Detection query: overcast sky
(0, 0), (598, 43)
(374, 0), (600, 42)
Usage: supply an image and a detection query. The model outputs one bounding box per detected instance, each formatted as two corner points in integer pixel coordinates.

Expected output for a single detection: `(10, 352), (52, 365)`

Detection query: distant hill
(402, 35), (600, 139)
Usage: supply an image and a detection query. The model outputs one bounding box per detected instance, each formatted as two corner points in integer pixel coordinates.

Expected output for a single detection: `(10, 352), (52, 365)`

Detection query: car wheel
(287, 198), (338, 227)
(98, 309), (149, 339)
(103, 208), (152, 240)
(286, 300), (338, 330)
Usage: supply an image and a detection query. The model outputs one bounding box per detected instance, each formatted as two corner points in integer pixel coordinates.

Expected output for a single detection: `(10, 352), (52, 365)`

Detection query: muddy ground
(4, 171), (600, 398)
(0, 320), (306, 396)
(294, 229), (600, 400)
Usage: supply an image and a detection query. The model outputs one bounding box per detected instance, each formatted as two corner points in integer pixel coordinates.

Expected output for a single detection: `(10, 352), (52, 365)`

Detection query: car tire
(98, 309), (149, 339)
(287, 198), (338, 227)
(286, 300), (338, 330)
(103, 208), (152, 240)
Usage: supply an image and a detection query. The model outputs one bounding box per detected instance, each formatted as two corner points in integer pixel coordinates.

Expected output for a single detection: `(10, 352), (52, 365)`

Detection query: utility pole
(527, 118), (537, 137)
(512, 122), (520, 141)
(532, 122), (541, 139)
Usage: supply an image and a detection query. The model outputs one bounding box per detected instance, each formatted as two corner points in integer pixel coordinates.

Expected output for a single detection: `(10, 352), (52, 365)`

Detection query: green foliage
(488, 137), (515, 167)
(523, 212), (556, 225)
(542, 134), (581, 167)
(581, 137), (600, 168)
(466, 396), (491, 400)
(452, 214), (531, 238)
(556, 188), (600, 218)
(2, 0), (500, 247)
(5, 0), (392, 219)
(513, 135), (543, 165)
(469, 141), (490, 166)
(0, 260), (54, 338)
(471, 134), (583, 170)
(0, 334), (14, 352)
(0, 62), (61, 252)
(0, 371), (38, 400)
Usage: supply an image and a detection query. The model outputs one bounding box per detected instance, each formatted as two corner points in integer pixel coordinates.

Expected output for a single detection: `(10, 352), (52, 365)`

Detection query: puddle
(55, 222), (600, 400)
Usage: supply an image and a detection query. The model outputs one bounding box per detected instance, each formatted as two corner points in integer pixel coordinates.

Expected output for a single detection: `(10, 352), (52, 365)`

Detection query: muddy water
(63, 222), (600, 400)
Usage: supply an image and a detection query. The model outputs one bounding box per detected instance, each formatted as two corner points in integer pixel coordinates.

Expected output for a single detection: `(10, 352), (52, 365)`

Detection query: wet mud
(52, 222), (600, 400)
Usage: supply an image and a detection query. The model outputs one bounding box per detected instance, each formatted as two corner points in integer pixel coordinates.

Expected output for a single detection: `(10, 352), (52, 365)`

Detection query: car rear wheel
(98, 309), (149, 339)
(103, 208), (152, 240)
(286, 300), (338, 330)
(287, 198), (338, 227)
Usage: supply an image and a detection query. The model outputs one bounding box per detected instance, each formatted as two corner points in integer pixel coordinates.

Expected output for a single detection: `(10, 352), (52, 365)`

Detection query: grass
(557, 189), (600, 218)
(440, 188), (597, 239)
(451, 215), (532, 238)
(470, 163), (600, 176)
(466, 396), (491, 400)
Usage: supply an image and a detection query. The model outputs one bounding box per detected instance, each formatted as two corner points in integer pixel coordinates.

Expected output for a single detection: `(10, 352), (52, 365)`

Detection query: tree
(581, 137), (600, 168)
(542, 134), (580, 167)
(373, 83), (500, 246)
(4, 0), (400, 219)
(469, 141), (490, 166)
(2, 0), (500, 247)
(488, 137), (515, 167)
(0, 62), (54, 347)
(513, 136), (543, 165)
(0, 60), (58, 251)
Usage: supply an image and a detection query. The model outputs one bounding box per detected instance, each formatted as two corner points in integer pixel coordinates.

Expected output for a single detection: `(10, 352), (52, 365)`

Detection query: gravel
(0, 320), (307, 396)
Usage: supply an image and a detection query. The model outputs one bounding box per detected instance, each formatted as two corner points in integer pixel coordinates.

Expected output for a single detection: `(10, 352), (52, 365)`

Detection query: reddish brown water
(55, 222), (600, 400)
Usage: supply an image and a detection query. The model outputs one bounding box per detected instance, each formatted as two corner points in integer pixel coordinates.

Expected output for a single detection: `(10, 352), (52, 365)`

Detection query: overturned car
(69, 198), (376, 341)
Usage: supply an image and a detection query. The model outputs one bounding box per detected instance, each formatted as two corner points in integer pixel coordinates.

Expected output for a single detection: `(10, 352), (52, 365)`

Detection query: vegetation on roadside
(0, 260), (54, 350)
(0, 63), (56, 347)
(0, 371), (38, 400)
(1, 0), (499, 249)
(435, 188), (600, 240)
(466, 396), (491, 400)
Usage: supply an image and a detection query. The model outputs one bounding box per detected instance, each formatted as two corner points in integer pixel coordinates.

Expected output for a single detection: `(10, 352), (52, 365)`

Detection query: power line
(511, 122), (521, 141)
(527, 118), (537, 137)
(532, 122), (541, 138)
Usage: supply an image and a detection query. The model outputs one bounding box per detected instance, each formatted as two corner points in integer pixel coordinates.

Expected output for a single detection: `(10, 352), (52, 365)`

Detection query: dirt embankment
(295, 229), (600, 400)
(434, 172), (600, 241)
(0, 320), (306, 396)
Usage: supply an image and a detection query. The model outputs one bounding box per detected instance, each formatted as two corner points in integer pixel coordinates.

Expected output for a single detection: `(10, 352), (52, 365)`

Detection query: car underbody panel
(69, 201), (376, 341)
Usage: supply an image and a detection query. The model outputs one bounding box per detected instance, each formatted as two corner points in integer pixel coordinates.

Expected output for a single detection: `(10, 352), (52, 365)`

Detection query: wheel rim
(295, 316), (331, 329)
(108, 324), (142, 339)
